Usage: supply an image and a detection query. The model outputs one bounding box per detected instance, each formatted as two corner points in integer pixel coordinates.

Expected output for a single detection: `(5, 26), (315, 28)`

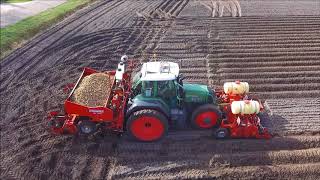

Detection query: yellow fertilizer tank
(231, 100), (260, 115)
(224, 81), (249, 95)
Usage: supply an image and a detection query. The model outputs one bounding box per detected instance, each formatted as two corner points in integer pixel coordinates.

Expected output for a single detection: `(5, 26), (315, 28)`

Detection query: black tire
(213, 128), (229, 139)
(191, 104), (222, 129)
(126, 109), (168, 142)
(77, 120), (97, 135)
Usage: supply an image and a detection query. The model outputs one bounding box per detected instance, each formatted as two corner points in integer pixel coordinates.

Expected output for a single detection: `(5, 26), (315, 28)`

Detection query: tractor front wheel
(191, 104), (221, 129)
(126, 110), (168, 142)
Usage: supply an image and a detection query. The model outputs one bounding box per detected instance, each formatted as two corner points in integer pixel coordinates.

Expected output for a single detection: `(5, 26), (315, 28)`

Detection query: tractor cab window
(143, 81), (154, 97)
(157, 80), (175, 99)
(132, 72), (142, 96)
(132, 71), (141, 84)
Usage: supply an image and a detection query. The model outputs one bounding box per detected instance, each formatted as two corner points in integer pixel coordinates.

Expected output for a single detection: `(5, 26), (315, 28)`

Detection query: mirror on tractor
(175, 74), (185, 108)
(177, 73), (185, 85)
(176, 74), (185, 98)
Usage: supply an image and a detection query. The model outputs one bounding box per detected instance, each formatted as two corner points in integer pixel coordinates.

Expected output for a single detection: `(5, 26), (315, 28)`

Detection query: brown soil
(1, 0), (320, 179)
(71, 73), (111, 107)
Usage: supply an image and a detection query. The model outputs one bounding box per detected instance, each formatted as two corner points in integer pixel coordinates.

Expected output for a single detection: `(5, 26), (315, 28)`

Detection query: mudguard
(126, 99), (170, 119)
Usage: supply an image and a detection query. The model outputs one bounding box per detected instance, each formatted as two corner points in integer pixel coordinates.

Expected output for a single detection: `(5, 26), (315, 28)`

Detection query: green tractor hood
(183, 83), (211, 103)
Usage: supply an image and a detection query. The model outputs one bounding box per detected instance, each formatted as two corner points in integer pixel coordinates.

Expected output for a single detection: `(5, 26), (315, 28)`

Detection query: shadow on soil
(103, 129), (319, 179)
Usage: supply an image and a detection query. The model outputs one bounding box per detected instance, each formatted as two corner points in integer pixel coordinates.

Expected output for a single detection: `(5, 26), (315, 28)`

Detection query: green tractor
(126, 61), (222, 141)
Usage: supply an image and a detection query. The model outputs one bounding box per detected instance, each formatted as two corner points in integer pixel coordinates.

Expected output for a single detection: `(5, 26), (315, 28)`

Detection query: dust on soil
(1, 0), (320, 179)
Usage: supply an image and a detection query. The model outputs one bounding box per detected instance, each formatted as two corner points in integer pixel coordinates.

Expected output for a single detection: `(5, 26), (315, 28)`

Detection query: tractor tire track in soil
(1, 0), (320, 179)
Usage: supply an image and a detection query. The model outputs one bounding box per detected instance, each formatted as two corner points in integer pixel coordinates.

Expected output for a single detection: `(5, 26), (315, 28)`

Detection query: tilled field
(1, 0), (320, 179)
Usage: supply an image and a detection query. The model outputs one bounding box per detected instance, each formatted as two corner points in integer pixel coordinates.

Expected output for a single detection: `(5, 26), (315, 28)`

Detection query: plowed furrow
(175, 16), (320, 23)
(180, 67), (207, 73)
(214, 23), (320, 29)
(115, 148), (320, 168)
(250, 83), (320, 92)
(222, 77), (320, 85)
(213, 20), (320, 26)
(209, 16), (320, 101)
(210, 148), (320, 167)
(173, 0), (190, 17)
(216, 23), (320, 29)
(255, 90), (320, 99)
(220, 42), (320, 49)
(216, 47), (320, 53)
(181, 59), (206, 67)
(218, 60), (320, 68)
(165, 0), (182, 14)
(219, 65), (320, 73)
(220, 30), (320, 37)
(212, 17), (320, 22)
(211, 56), (320, 63)
(217, 45), (320, 53)
(220, 34), (320, 40)
(221, 35), (320, 42)
(117, 135), (320, 155)
(112, 135), (320, 179)
(184, 73), (207, 78)
(111, 162), (207, 180)
(217, 71), (320, 79)
(210, 163), (320, 179)
(215, 51), (320, 58)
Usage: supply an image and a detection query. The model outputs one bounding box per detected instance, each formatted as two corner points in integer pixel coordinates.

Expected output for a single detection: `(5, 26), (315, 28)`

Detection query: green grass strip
(0, 0), (94, 59)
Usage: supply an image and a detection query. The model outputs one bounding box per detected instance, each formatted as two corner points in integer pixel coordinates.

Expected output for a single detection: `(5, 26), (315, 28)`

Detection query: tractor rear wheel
(127, 109), (168, 142)
(191, 104), (221, 129)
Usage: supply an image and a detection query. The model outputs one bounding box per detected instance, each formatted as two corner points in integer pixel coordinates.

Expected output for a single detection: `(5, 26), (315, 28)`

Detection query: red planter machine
(48, 63), (133, 135)
(215, 85), (271, 139)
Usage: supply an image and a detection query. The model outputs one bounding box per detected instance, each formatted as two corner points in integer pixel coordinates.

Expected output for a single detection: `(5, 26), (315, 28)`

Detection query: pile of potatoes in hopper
(71, 73), (111, 107)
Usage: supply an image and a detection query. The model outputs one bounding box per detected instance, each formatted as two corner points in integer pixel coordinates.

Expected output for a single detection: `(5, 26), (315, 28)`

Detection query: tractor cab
(128, 62), (221, 135)
(139, 62), (181, 106)
(132, 62), (215, 106)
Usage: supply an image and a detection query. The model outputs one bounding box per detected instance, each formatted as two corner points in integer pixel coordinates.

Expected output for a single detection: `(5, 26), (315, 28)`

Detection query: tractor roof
(140, 61), (179, 81)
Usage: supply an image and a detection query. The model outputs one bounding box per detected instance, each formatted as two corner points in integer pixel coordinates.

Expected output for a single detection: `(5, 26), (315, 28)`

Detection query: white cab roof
(140, 61), (179, 81)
